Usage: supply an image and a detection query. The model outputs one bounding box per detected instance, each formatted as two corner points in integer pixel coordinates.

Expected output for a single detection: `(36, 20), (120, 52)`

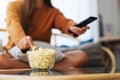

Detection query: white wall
(0, 0), (9, 28)
(79, 0), (99, 42)
(0, 0), (14, 46)
(98, 0), (120, 37)
(0, 0), (15, 28)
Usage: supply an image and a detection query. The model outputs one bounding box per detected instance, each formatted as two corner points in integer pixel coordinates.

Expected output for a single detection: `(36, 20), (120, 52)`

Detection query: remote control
(69, 17), (97, 37)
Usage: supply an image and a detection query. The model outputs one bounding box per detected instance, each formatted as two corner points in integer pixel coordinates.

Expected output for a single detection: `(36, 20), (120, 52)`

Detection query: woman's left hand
(69, 26), (90, 37)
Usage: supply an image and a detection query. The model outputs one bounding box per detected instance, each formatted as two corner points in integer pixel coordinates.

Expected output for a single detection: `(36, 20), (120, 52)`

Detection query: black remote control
(75, 17), (97, 28)
(69, 17), (97, 37)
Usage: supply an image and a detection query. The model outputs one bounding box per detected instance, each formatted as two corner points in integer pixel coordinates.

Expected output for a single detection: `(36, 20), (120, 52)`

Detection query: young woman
(1, 0), (89, 69)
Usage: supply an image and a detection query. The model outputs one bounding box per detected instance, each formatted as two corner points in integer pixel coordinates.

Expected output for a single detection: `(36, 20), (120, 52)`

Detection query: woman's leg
(0, 52), (30, 69)
(54, 50), (88, 69)
(0, 50), (87, 69)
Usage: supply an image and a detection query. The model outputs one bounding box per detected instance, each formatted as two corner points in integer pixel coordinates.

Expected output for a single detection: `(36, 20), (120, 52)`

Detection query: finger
(70, 26), (81, 33)
(82, 28), (86, 31)
(82, 26), (90, 29)
(81, 29), (87, 34)
(74, 27), (87, 35)
(26, 36), (34, 48)
(20, 38), (27, 49)
(22, 45), (27, 50)
(18, 38), (28, 50)
(70, 26), (83, 35)
(20, 41), (28, 50)
(23, 37), (30, 49)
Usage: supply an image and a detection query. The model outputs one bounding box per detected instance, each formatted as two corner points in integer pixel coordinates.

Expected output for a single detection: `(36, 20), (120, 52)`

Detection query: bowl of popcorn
(27, 46), (56, 71)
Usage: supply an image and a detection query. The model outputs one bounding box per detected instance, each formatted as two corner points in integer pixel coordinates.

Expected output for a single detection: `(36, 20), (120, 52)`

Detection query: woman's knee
(0, 53), (6, 61)
(0, 53), (11, 68)
(77, 51), (88, 62)
(65, 50), (88, 66)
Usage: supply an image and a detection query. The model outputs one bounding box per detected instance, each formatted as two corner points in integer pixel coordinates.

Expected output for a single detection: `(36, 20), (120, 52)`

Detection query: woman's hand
(17, 36), (34, 50)
(69, 26), (90, 37)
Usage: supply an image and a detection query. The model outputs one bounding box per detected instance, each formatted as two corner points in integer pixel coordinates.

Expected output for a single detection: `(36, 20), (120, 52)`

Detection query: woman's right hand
(17, 36), (34, 50)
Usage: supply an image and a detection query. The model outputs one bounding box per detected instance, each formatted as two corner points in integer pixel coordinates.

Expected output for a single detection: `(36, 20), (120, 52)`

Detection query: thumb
(26, 36), (34, 48)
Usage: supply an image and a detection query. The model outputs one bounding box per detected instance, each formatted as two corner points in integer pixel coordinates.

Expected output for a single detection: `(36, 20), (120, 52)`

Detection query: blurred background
(0, 0), (120, 47)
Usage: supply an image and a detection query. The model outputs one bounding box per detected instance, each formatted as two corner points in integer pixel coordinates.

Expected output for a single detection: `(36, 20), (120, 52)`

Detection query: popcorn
(27, 46), (56, 70)
(30, 71), (53, 76)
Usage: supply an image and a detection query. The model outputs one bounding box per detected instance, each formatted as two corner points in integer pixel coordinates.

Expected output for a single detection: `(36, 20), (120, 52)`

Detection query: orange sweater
(4, 1), (75, 50)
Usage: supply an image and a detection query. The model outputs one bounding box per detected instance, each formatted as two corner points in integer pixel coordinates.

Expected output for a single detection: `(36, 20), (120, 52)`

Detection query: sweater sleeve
(54, 9), (76, 34)
(6, 2), (26, 45)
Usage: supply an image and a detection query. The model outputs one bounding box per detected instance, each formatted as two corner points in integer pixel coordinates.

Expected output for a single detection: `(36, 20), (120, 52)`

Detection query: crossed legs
(0, 50), (88, 69)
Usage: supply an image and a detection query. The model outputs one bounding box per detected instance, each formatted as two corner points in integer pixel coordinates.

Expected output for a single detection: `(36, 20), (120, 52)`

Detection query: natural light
(51, 0), (99, 47)
(0, 0), (99, 47)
